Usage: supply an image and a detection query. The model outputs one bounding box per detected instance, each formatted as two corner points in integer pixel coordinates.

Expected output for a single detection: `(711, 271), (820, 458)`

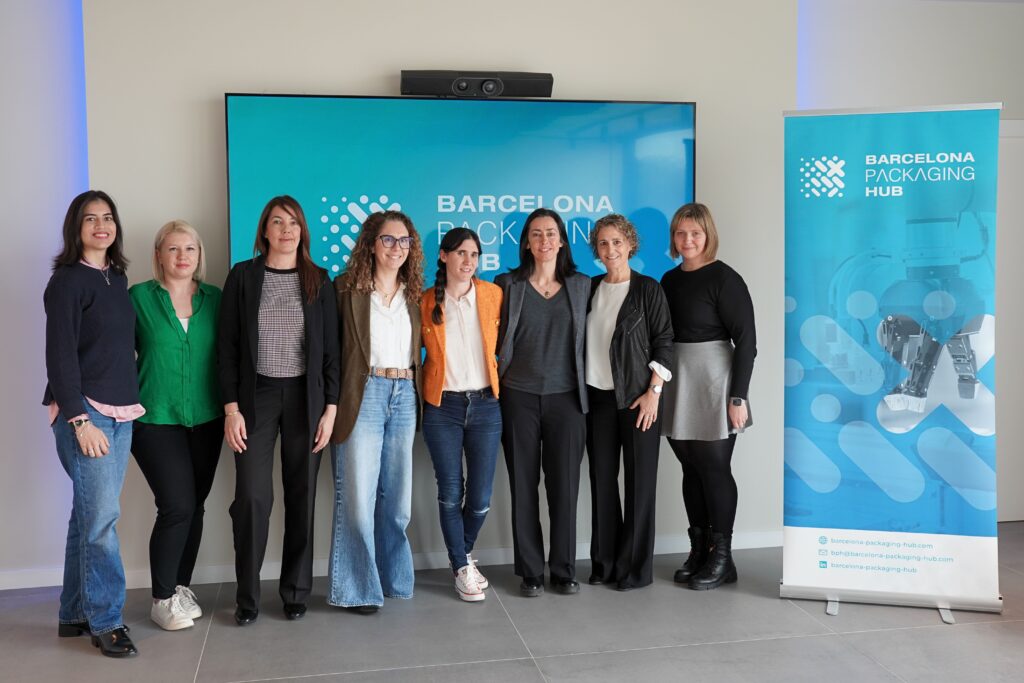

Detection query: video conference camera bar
(400, 70), (553, 99)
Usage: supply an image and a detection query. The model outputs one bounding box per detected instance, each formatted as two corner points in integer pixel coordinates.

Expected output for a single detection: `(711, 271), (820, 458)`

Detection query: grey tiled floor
(3, 522), (1023, 682)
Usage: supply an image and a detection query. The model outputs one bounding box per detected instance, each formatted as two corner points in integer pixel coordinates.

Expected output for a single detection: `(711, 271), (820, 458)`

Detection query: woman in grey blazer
(495, 208), (591, 597)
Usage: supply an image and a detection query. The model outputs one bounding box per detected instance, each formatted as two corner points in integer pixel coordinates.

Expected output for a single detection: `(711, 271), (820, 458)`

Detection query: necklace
(100, 266), (111, 286)
(376, 282), (399, 304)
(531, 278), (556, 298)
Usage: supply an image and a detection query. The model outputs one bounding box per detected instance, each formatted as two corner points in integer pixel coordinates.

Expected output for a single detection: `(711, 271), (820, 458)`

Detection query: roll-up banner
(781, 104), (1002, 612)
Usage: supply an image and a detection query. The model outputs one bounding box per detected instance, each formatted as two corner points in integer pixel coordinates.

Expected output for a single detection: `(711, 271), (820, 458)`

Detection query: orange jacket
(420, 279), (502, 407)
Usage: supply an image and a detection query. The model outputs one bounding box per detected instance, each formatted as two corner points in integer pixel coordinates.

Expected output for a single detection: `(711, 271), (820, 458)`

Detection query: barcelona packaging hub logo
(800, 155), (846, 198)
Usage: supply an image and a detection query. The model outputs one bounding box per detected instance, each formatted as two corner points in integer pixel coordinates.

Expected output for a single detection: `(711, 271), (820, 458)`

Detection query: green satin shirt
(129, 279), (222, 426)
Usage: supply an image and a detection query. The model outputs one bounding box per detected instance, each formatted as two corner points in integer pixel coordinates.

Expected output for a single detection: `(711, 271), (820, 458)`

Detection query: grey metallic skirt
(661, 340), (752, 441)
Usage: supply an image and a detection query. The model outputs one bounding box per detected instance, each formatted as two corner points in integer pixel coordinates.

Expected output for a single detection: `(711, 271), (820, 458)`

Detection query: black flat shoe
(90, 627), (137, 658)
(234, 607), (259, 626)
(551, 577), (580, 595)
(587, 575), (607, 586)
(58, 621), (89, 637)
(284, 603), (307, 620)
(346, 605), (379, 615)
(520, 576), (544, 597)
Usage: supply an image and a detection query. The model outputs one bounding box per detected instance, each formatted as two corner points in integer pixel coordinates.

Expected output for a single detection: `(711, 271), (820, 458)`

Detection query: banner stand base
(780, 583), (1003, 616)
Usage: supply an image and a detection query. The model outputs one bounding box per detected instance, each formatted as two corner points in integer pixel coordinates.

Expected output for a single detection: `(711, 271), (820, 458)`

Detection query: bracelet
(70, 418), (90, 432)
(225, 410), (240, 417)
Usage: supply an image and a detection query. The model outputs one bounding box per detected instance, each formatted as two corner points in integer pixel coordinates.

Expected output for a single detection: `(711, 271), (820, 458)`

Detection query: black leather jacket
(587, 271), (674, 409)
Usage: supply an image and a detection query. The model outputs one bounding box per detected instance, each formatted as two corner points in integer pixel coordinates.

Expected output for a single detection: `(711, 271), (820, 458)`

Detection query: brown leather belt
(370, 366), (414, 380)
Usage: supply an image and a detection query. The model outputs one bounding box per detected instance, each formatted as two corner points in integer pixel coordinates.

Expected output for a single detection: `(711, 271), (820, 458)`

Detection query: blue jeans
(52, 403), (133, 634)
(328, 377), (416, 607)
(422, 390), (502, 571)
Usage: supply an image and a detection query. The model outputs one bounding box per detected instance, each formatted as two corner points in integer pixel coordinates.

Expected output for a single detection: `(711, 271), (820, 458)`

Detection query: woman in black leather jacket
(584, 214), (674, 590)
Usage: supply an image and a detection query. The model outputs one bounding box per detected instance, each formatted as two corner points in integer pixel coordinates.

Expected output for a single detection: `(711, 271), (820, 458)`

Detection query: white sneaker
(467, 553), (489, 590)
(175, 585), (202, 619)
(151, 594), (195, 630)
(455, 565), (485, 602)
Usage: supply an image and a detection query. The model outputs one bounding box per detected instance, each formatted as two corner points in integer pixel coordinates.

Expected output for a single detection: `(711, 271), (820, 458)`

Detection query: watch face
(731, 398), (743, 406)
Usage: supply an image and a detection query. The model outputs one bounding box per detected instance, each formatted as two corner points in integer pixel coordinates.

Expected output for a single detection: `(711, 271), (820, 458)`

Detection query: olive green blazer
(331, 275), (422, 444)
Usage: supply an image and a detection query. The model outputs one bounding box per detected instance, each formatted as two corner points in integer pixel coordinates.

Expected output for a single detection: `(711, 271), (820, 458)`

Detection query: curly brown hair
(339, 210), (423, 304)
(589, 213), (639, 258)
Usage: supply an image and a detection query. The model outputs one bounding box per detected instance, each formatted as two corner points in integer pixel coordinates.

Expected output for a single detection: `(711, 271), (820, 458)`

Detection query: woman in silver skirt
(660, 203), (756, 590)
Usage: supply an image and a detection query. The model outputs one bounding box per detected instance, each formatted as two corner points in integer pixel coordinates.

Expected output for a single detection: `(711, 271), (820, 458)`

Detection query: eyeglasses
(378, 235), (412, 250)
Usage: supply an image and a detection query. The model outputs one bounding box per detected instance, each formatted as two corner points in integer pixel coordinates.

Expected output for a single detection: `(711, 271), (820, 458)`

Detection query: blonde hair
(153, 220), (206, 282)
(668, 203), (719, 261)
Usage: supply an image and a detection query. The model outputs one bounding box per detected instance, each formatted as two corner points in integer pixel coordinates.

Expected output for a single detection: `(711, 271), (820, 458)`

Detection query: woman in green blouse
(129, 220), (222, 631)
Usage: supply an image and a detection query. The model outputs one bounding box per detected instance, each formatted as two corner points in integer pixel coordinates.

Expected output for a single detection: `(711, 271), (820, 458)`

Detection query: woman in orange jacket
(420, 228), (503, 602)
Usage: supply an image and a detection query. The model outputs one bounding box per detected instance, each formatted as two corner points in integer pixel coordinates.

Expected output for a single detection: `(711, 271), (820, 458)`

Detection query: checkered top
(257, 269), (306, 377)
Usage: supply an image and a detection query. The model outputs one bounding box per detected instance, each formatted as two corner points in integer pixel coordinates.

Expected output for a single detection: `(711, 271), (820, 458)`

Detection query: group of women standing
(43, 190), (755, 658)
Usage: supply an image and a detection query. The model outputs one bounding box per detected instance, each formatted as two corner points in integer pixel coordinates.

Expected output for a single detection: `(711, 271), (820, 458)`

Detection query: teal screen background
(226, 95), (695, 280)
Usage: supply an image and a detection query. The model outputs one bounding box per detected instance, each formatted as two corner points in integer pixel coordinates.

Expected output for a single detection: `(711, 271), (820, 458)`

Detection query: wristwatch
(650, 384), (663, 394)
(730, 397), (744, 406)
(71, 418), (90, 431)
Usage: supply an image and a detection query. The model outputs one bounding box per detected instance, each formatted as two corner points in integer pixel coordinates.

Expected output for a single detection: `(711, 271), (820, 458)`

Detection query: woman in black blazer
(584, 214), (674, 591)
(218, 195), (340, 625)
(495, 208), (591, 597)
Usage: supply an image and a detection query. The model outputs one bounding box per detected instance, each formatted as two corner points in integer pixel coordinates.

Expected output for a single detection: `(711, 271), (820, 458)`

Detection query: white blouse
(369, 285), (413, 369)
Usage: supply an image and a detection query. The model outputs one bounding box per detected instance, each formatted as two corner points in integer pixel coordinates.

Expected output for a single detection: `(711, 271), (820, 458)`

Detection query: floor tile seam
(529, 628), (845, 661)
(1001, 563), (1024, 577)
(217, 656), (540, 683)
(193, 581), (223, 683)
(491, 586), (548, 681)
(834, 636), (910, 683)
(832, 616), (1024, 637)
(783, 597), (840, 634)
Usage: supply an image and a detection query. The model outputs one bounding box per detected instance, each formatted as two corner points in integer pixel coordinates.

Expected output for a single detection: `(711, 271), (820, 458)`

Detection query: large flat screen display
(226, 94), (695, 279)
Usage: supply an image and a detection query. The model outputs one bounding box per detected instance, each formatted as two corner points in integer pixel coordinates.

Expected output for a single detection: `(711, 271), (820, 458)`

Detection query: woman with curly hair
(328, 210), (424, 613)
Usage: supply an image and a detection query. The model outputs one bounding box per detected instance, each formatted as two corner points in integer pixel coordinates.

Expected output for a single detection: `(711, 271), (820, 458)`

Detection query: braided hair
(431, 227), (483, 325)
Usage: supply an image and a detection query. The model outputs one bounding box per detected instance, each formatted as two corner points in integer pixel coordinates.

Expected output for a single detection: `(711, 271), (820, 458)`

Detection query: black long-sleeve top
(660, 260), (756, 399)
(42, 263), (140, 421)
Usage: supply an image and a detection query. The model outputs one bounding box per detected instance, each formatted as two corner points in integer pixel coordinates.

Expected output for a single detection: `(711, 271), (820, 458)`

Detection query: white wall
(4, 0), (1020, 591)
(70, 0), (794, 588)
(0, 0), (90, 585)
(796, 0), (1024, 520)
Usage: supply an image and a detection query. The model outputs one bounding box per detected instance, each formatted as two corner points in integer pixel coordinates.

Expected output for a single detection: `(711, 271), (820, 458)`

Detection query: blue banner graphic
(782, 105), (1001, 611)
(226, 95), (695, 279)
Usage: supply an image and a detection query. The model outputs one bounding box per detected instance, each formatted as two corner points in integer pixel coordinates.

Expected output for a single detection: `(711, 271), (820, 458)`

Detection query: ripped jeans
(422, 389), (502, 571)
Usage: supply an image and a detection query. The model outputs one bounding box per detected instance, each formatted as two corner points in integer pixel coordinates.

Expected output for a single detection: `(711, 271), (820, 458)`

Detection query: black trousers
(230, 375), (319, 611)
(586, 387), (661, 587)
(668, 435), (738, 534)
(132, 418), (224, 599)
(500, 386), (586, 581)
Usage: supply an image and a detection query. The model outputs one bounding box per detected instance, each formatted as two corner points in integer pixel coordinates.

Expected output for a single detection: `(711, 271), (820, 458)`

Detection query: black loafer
(284, 603), (307, 620)
(58, 621), (90, 637)
(551, 577), (580, 595)
(234, 607), (259, 626)
(587, 575), (607, 586)
(90, 627), (137, 658)
(615, 581), (635, 592)
(346, 605), (379, 615)
(520, 576), (544, 597)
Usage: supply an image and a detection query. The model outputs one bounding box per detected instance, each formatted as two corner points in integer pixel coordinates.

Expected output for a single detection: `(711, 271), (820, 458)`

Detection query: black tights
(668, 436), (737, 534)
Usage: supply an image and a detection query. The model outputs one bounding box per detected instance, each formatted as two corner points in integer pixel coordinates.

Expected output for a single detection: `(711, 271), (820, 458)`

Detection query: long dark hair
(508, 208), (577, 283)
(52, 190), (129, 272)
(252, 195), (325, 304)
(431, 228), (483, 325)
(338, 210), (424, 304)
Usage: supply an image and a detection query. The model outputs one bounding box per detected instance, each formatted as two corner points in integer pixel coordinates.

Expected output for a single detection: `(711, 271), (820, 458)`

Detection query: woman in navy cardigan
(44, 190), (141, 658)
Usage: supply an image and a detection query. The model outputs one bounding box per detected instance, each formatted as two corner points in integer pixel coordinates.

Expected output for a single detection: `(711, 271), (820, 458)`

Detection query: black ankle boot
(674, 527), (710, 583)
(688, 531), (737, 590)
